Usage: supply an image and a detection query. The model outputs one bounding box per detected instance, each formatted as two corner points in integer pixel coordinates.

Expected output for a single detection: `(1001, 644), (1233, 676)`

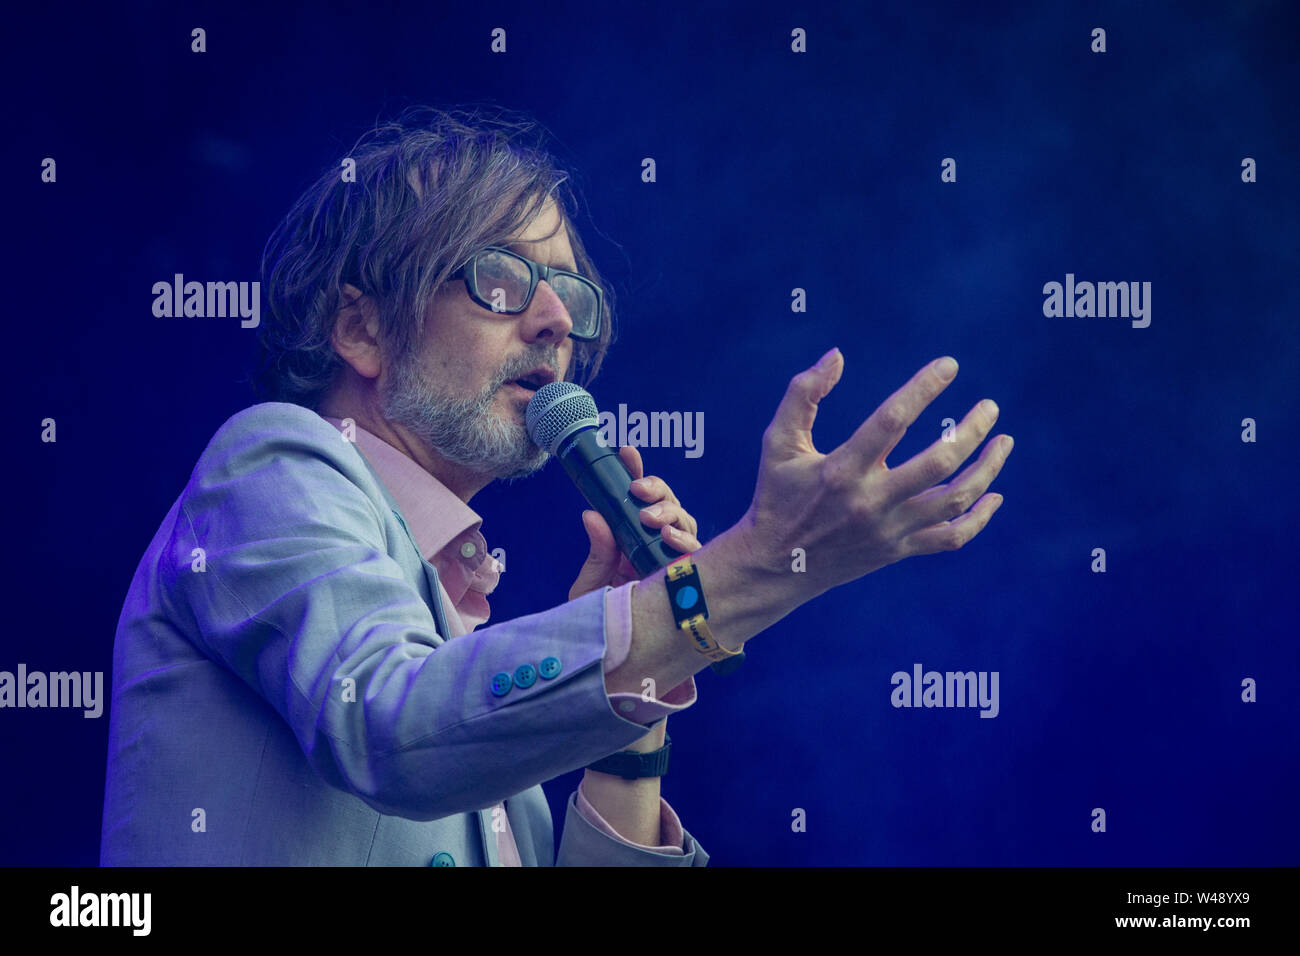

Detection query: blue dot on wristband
(675, 585), (699, 610)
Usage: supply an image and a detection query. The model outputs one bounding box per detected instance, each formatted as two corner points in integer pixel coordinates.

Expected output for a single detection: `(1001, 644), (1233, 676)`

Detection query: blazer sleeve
(557, 789), (710, 866)
(167, 403), (664, 821)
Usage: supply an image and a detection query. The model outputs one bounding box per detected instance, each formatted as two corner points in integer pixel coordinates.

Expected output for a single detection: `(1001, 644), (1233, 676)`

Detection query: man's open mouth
(509, 371), (551, 392)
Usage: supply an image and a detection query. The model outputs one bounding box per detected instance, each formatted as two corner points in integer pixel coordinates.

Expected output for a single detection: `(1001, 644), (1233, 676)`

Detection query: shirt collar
(321, 416), (483, 563)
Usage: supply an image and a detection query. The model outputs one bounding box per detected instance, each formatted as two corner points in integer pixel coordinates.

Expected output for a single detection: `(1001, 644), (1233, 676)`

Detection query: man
(101, 107), (1014, 866)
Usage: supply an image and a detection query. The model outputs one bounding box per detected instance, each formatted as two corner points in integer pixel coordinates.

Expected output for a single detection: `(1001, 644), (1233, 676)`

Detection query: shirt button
(539, 656), (562, 679)
(460, 541), (477, 558)
(618, 700), (637, 714)
(430, 852), (456, 867)
(490, 672), (513, 697)
(514, 663), (538, 688)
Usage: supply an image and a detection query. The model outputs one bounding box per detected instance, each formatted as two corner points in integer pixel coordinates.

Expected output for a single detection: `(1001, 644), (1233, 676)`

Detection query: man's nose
(518, 279), (574, 344)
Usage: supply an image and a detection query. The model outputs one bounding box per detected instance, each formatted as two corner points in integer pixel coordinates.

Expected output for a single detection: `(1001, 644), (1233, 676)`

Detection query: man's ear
(330, 284), (384, 380)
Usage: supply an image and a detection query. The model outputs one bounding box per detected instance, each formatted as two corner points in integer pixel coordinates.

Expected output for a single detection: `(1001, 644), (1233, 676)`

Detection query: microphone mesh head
(526, 381), (599, 453)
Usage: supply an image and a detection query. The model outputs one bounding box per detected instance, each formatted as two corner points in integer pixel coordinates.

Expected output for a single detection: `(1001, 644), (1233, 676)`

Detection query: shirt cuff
(603, 580), (697, 725)
(574, 777), (685, 855)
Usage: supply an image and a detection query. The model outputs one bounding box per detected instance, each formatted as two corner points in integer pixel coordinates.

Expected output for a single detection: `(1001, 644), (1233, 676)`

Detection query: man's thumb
(580, 510), (617, 565)
(570, 511), (619, 598)
(768, 347), (843, 446)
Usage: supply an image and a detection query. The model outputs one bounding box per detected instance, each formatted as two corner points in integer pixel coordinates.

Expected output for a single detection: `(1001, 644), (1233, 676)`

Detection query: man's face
(379, 197), (579, 482)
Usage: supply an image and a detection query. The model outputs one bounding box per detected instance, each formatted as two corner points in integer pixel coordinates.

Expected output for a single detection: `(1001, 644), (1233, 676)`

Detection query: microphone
(526, 382), (678, 576)
(526, 381), (744, 675)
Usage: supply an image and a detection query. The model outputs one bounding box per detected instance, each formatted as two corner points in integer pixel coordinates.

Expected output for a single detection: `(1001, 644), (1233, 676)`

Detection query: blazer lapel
(346, 440), (495, 865)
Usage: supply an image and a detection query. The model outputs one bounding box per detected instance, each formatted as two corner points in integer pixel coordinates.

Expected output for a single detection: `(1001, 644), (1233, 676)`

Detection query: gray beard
(380, 350), (551, 483)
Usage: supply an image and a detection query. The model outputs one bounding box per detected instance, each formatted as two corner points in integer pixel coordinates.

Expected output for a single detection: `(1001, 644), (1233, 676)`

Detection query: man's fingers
(619, 444), (644, 481)
(884, 398), (1002, 504)
(629, 474), (679, 508)
(830, 357), (958, 472)
(764, 348), (844, 457)
(892, 432), (1013, 535)
(898, 493), (1003, 557)
(661, 523), (702, 553)
(637, 499), (698, 539)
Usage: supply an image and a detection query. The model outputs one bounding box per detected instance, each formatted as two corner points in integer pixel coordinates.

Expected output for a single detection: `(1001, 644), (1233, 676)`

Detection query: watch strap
(586, 734), (671, 780)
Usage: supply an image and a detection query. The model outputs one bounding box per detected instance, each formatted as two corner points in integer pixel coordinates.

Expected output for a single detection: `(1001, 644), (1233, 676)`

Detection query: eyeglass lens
(474, 250), (599, 337)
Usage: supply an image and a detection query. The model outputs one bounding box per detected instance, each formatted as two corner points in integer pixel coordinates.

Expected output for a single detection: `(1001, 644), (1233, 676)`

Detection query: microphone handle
(558, 430), (679, 576)
(557, 426), (746, 675)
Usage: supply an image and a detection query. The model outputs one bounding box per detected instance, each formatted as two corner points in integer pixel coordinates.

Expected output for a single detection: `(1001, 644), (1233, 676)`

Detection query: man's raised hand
(737, 350), (1013, 598)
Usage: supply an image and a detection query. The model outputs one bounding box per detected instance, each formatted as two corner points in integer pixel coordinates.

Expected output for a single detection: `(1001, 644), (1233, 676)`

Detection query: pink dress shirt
(322, 417), (697, 863)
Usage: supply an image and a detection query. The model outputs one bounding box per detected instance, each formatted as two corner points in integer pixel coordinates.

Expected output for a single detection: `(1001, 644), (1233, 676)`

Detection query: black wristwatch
(586, 734), (671, 780)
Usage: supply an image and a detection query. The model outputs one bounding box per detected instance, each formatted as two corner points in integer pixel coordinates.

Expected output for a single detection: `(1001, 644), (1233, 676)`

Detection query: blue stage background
(6, 0), (1297, 865)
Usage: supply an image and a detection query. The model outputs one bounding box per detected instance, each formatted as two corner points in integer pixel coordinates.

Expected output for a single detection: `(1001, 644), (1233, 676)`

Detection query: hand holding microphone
(567, 443), (700, 600)
(527, 383), (696, 580)
(527, 382), (744, 674)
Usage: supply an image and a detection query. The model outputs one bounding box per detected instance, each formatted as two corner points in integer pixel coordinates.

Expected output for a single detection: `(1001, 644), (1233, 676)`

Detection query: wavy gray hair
(252, 105), (615, 410)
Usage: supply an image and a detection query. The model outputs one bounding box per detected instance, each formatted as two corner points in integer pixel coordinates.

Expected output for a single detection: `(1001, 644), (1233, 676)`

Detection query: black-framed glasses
(449, 246), (603, 341)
